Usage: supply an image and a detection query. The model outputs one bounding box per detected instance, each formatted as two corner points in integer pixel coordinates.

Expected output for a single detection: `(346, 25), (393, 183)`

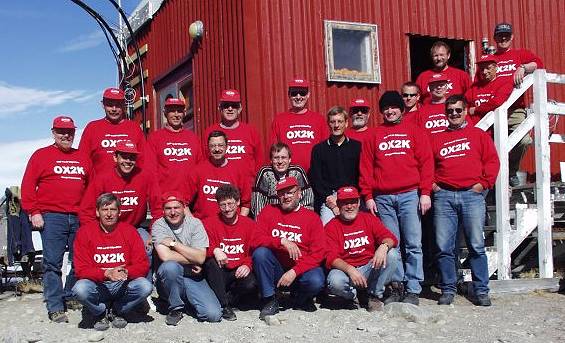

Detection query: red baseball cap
(336, 186), (360, 201)
(52, 116), (76, 129)
(161, 191), (186, 207)
(476, 54), (498, 65)
(275, 177), (299, 191)
(288, 78), (309, 88)
(103, 87), (125, 100)
(428, 74), (449, 85)
(219, 89), (241, 103)
(114, 140), (140, 154)
(349, 98), (370, 109)
(164, 98), (186, 107)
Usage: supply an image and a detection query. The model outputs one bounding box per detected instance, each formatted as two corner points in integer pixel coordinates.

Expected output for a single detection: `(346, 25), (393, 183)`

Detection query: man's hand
(277, 269), (297, 288)
(191, 265), (202, 275)
(104, 265), (128, 281)
(161, 237), (175, 248)
(371, 244), (388, 269)
(346, 265), (367, 288)
(213, 248), (228, 267)
(432, 183), (441, 193)
(471, 183), (484, 193)
(281, 238), (302, 260)
(144, 237), (153, 253)
(365, 199), (378, 216)
(325, 194), (337, 209)
(419, 194), (431, 215)
(30, 213), (44, 230)
(514, 66), (526, 87)
(235, 265), (251, 279)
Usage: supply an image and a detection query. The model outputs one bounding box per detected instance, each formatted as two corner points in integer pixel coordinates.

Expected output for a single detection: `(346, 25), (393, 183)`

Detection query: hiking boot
(65, 299), (83, 311)
(222, 306), (237, 321)
(93, 312), (110, 331)
(293, 298), (317, 312)
(473, 294), (492, 307)
(366, 296), (384, 312)
(384, 282), (404, 305)
(438, 293), (455, 305)
(259, 297), (280, 320)
(166, 309), (184, 326)
(135, 299), (151, 315)
(16, 280), (31, 294)
(48, 310), (69, 323)
(29, 279), (44, 293)
(110, 314), (128, 329)
(402, 292), (420, 306)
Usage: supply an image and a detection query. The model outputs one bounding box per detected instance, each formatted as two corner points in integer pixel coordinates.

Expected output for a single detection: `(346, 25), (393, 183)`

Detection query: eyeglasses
(351, 107), (369, 114)
(272, 156), (290, 161)
(277, 187), (299, 197)
(446, 108), (465, 114)
(402, 93), (418, 98)
(219, 201), (237, 209)
(289, 90), (308, 97)
(208, 143), (227, 149)
(53, 129), (75, 136)
(220, 102), (241, 110)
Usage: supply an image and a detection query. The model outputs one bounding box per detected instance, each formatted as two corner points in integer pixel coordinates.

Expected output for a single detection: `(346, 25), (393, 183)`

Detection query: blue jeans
(434, 189), (489, 295)
(136, 228), (153, 282)
(40, 212), (79, 313)
(375, 190), (423, 294)
(72, 278), (152, 316)
(327, 249), (401, 299)
(252, 247), (324, 305)
(156, 261), (222, 322)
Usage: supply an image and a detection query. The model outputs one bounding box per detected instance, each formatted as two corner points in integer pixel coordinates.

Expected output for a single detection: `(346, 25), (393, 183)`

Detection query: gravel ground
(1, 290), (565, 343)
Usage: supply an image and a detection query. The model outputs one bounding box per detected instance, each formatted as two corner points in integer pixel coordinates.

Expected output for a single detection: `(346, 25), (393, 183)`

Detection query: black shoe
(473, 294), (492, 307)
(65, 299), (83, 311)
(222, 306), (237, 321)
(402, 292), (420, 306)
(134, 299), (151, 315)
(165, 309), (184, 326)
(48, 310), (69, 323)
(384, 282), (404, 305)
(93, 312), (110, 331)
(109, 310), (128, 329)
(293, 298), (317, 312)
(259, 297), (280, 320)
(366, 296), (384, 312)
(438, 293), (455, 305)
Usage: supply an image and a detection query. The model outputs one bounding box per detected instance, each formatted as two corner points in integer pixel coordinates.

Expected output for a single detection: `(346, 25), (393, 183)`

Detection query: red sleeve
(370, 215), (399, 248)
(183, 166), (200, 205)
(359, 130), (376, 201)
(292, 215), (325, 276)
(125, 226), (150, 279)
(474, 81), (514, 117)
(520, 49), (543, 68)
(144, 133), (160, 176)
(78, 123), (94, 160)
(253, 208), (280, 249)
(324, 220), (343, 269)
(79, 175), (101, 226)
(238, 169), (252, 209)
(133, 128), (147, 169)
(270, 116), (280, 146)
(242, 220), (256, 269)
(414, 128), (434, 196)
(73, 227), (106, 282)
(203, 219), (220, 258)
(415, 73), (426, 97)
(21, 150), (41, 215)
(147, 173), (163, 228)
(251, 128), (264, 173)
(201, 126), (213, 160)
(479, 131), (501, 189)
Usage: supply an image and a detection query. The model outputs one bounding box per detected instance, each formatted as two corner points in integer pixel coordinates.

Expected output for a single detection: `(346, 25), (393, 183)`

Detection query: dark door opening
(409, 35), (471, 82)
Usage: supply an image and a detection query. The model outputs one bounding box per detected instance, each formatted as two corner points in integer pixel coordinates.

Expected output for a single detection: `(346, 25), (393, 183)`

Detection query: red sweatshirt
(21, 145), (91, 215)
(80, 167), (162, 228)
(346, 127), (375, 147)
(270, 109), (329, 172)
(203, 122), (264, 177)
(432, 124), (500, 189)
(79, 118), (146, 175)
(465, 77), (514, 125)
(203, 214), (255, 270)
(73, 221), (149, 282)
(325, 212), (398, 269)
(255, 205), (325, 276)
(416, 66), (471, 103)
(145, 127), (203, 194)
(415, 102), (448, 135)
(359, 120), (434, 200)
(183, 159), (251, 219)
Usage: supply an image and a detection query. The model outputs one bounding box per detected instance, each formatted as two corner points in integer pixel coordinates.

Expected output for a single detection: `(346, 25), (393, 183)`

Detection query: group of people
(20, 22), (541, 330)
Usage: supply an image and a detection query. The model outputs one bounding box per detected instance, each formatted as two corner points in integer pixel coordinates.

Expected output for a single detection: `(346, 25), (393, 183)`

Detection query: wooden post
(533, 69), (553, 278)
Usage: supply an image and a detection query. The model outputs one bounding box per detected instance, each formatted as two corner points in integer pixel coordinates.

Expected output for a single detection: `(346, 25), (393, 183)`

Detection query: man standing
(492, 22), (543, 186)
(79, 87), (146, 175)
(73, 193), (152, 331)
(184, 130), (251, 219)
(203, 89), (263, 178)
(325, 186), (400, 311)
(21, 116), (91, 323)
(146, 97), (203, 194)
(310, 106), (361, 225)
(432, 95), (499, 306)
(415, 74), (450, 135)
(153, 192), (222, 324)
(359, 91), (434, 306)
(203, 185), (257, 321)
(416, 41), (471, 103)
(253, 177), (325, 319)
(346, 98), (374, 146)
(271, 78), (329, 172)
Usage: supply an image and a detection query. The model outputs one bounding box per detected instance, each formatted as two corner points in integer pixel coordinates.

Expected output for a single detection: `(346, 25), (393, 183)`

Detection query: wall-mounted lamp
(189, 20), (204, 40)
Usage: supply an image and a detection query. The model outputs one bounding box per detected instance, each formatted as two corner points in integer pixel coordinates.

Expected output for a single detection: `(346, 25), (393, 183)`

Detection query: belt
(437, 183), (472, 192)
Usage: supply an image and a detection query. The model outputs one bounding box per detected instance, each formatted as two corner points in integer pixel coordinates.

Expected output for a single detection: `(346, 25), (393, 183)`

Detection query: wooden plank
(126, 43), (148, 66)
(549, 134), (565, 143)
(489, 278), (561, 294)
(547, 102), (565, 115)
(546, 72), (565, 84)
(509, 205), (538, 251)
(508, 111), (535, 151)
(533, 69), (554, 279)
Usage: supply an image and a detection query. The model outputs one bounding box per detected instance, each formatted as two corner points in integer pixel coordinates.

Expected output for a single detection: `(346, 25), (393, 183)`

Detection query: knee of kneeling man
(387, 248), (401, 262)
(72, 279), (94, 299)
(201, 305), (222, 323)
(136, 278), (154, 296)
(252, 247), (272, 261)
(158, 260), (183, 276)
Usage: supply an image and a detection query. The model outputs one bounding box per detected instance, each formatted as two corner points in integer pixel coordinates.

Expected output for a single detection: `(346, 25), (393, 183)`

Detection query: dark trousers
(203, 258), (257, 307)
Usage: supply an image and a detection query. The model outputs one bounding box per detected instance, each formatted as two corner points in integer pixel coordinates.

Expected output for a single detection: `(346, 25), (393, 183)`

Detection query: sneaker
(222, 306), (237, 321)
(473, 294), (492, 307)
(383, 282), (404, 305)
(366, 296), (384, 312)
(110, 312), (128, 329)
(165, 309), (183, 326)
(65, 299), (83, 311)
(509, 175), (521, 187)
(293, 298), (317, 312)
(48, 310), (69, 323)
(259, 297), (280, 320)
(402, 292), (420, 306)
(438, 293), (455, 305)
(93, 313), (110, 331)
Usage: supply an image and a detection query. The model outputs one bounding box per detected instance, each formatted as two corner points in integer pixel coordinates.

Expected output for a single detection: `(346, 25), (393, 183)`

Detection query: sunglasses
(446, 108), (465, 114)
(402, 93), (418, 98)
(289, 90), (308, 97)
(351, 107), (369, 114)
(220, 102), (241, 110)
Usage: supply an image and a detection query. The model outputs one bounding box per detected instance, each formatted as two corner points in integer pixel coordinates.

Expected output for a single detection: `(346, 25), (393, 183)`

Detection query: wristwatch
(169, 240), (177, 248)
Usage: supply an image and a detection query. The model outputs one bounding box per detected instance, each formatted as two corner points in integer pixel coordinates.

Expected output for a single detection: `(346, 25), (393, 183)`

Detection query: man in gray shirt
(152, 191), (222, 325)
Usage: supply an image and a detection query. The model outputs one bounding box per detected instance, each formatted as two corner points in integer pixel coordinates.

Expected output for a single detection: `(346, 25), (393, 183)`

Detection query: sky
(0, 0), (139, 191)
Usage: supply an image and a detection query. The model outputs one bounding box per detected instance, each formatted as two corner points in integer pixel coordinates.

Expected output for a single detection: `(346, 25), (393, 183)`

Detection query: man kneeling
(73, 193), (152, 331)
(325, 187), (400, 311)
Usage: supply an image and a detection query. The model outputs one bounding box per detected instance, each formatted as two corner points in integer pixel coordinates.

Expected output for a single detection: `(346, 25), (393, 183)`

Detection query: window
(324, 20), (381, 84)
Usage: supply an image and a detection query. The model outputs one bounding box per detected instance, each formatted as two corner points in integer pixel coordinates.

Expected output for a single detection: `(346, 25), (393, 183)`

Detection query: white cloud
(0, 82), (91, 117)
(57, 31), (106, 53)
